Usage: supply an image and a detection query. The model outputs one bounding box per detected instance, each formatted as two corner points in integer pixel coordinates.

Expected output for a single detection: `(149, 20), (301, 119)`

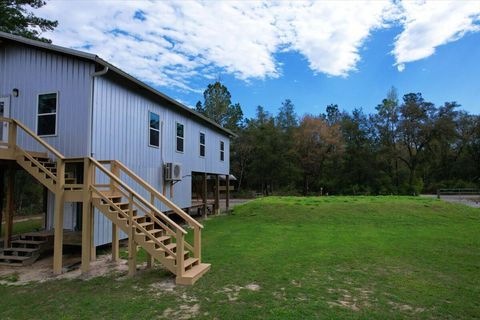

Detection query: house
(0, 31), (234, 284)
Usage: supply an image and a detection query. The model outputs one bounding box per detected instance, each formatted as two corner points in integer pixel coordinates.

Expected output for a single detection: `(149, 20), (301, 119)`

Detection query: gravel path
(422, 194), (480, 208)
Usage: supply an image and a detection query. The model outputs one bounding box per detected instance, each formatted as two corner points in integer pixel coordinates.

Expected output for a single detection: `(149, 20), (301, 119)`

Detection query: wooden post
(194, 227), (201, 263)
(3, 167), (14, 248)
(111, 222), (119, 262)
(127, 194), (136, 276)
(81, 158), (92, 273)
(90, 211), (96, 261)
(0, 167), (5, 240)
(226, 174), (230, 212)
(53, 158), (65, 275)
(8, 120), (17, 150)
(42, 187), (48, 230)
(215, 174), (220, 215)
(203, 173), (207, 218)
(176, 229), (185, 278)
(146, 193), (154, 268)
(111, 162), (119, 262)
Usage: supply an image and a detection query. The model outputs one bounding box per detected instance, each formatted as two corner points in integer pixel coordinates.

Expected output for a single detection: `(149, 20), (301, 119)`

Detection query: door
(0, 96), (10, 143)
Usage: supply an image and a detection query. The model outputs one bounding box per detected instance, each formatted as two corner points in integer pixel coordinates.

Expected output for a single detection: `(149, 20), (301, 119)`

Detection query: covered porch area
(189, 172), (235, 217)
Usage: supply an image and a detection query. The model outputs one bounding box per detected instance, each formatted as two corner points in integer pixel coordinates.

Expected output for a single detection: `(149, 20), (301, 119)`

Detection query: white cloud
(32, 1), (480, 91)
(392, 1), (480, 70)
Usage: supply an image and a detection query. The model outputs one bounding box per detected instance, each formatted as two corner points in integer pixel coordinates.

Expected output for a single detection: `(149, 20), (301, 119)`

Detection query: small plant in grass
(0, 273), (19, 283)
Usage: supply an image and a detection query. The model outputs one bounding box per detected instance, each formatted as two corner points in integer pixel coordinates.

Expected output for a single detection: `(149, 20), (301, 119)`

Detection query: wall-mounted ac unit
(164, 162), (182, 181)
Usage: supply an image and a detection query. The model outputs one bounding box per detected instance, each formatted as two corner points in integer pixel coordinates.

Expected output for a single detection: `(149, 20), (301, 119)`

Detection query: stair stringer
(91, 196), (178, 274)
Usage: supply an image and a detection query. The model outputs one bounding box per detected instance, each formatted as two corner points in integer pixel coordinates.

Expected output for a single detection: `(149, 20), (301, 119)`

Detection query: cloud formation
(393, 1), (480, 71)
(35, 0), (480, 90)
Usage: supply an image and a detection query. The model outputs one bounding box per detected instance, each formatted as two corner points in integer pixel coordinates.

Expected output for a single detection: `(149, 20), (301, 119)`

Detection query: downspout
(88, 65), (109, 157)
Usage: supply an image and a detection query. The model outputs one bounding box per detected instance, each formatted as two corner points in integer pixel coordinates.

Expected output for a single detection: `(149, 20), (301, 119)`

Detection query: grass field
(0, 196), (479, 319)
(1, 217), (43, 237)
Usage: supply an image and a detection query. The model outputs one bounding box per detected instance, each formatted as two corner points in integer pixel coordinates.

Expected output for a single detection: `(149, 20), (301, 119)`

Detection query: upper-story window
(199, 132), (205, 157)
(149, 112), (160, 147)
(37, 93), (57, 136)
(176, 122), (184, 152)
(220, 140), (225, 161)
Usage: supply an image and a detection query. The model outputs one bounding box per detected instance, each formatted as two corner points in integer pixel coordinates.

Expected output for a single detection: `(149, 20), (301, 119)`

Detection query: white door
(0, 96), (10, 143)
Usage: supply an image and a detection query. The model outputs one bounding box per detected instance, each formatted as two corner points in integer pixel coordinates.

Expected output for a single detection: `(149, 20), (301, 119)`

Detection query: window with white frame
(220, 140), (225, 161)
(199, 132), (205, 157)
(37, 93), (57, 136)
(176, 122), (184, 152)
(149, 112), (160, 147)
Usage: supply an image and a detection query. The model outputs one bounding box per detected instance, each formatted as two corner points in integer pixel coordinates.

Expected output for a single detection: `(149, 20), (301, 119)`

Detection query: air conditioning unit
(164, 162), (182, 181)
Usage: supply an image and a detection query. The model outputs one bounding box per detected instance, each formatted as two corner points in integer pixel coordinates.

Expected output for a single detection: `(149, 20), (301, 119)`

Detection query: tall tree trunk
(303, 173), (309, 196)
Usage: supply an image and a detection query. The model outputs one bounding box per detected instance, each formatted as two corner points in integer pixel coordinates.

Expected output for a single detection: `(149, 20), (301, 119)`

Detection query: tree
(294, 115), (343, 195)
(0, 1), (58, 43)
(374, 87), (401, 192)
(397, 93), (436, 193)
(340, 109), (378, 194)
(195, 81), (243, 131)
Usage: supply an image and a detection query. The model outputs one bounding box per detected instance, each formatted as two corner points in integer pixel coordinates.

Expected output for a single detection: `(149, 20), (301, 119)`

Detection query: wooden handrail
(113, 186), (177, 238)
(18, 148), (58, 181)
(3, 118), (65, 160)
(91, 186), (177, 257)
(111, 160), (203, 229)
(89, 157), (187, 235)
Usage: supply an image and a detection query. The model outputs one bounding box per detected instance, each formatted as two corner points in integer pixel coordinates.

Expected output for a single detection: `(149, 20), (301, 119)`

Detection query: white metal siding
(0, 43), (93, 234)
(0, 43), (93, 157)
(91, 76), (230, 246)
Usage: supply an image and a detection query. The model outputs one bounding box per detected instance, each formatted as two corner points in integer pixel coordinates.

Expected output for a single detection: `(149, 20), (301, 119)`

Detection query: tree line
(196, 82), (480, 196)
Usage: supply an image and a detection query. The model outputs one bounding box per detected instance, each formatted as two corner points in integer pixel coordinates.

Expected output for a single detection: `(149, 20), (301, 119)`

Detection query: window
(149, 112), (160, 147)
(176, 122), (184, 152)
(220, 140), (225, 161)
(199, 132), (205, 157)
(37, 93), (57, 136)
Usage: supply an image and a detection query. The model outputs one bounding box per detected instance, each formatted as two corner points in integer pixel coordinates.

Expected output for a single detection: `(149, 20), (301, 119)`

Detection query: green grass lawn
(1, 217), (43, 237)
(0, 196), (479, 319)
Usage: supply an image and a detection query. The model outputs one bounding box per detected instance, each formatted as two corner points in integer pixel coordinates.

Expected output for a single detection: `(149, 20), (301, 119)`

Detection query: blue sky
(37, 1), (480, 118)
(164, 26), (480, 118)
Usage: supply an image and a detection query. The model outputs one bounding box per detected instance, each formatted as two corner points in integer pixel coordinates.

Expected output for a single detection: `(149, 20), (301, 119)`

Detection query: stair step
(146, 235), (170, 245)
(176, 263), (211, 285)
(12, 239), (46, 245)
(2, 247), (38, 253)
(184, 257), (199, 269)
(149, 228), (163, 235)
(113, 202), (130, 209)
(138, 222), (154, 228)
(0, 254), (32, 261)
(165, 243), (177, 250)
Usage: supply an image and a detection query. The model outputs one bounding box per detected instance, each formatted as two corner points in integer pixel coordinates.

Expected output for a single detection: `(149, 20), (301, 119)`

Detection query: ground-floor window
(37, 92), (57, 136)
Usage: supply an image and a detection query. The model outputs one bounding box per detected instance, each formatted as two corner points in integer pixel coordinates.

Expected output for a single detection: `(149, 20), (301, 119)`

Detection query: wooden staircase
(89, 159), (210, 285)
(0, 232), (53, 266)
(92, 192), (209, 284)
(0, 117), (209, 284)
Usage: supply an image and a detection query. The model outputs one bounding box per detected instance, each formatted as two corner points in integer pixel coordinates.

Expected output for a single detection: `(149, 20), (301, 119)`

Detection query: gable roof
(0, 31), (235, 137)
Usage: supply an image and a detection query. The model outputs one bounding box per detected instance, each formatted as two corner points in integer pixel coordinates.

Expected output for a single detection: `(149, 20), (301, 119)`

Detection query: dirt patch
(327, 287), (374, 312)
(162, 304), (200, 320)
(291, 279), (302, 287)
(388, 301), (425, 313)
(0, 254), (135, 286)
(149, 279), (176, 293)
(218, 283), (261, 301)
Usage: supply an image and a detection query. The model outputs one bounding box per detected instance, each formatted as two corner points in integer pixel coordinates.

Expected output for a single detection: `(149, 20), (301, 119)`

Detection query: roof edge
(0, 31), (236, 138)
